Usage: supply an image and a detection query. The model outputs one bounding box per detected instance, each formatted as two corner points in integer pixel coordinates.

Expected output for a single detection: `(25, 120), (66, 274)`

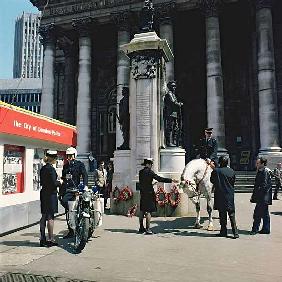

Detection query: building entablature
(31, 0), (239, 32)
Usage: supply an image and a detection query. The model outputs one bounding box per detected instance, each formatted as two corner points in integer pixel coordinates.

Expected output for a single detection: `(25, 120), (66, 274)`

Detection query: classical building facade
(13, 12), (43, 78)
(30, 0), (282, 170)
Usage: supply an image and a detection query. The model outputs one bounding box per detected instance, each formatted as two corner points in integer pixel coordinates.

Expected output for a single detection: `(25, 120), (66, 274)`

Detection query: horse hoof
(194, 223), (202, 229)
(207, 225), (214, 231)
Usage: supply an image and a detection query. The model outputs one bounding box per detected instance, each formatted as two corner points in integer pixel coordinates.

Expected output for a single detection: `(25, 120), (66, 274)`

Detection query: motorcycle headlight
(82, 191), (92, 202)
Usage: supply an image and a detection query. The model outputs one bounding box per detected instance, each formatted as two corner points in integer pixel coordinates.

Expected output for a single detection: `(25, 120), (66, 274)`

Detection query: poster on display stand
(3, 145), (25, 195)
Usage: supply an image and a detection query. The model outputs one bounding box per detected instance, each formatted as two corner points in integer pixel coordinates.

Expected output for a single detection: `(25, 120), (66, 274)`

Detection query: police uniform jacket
(61, 160), (88, 194)
(198, 137), (218, 163)
(250, 168), (272, 205)
(139, 167), (172, 212)
(211, 167), (236, 211)
(40, 163), (61, 214)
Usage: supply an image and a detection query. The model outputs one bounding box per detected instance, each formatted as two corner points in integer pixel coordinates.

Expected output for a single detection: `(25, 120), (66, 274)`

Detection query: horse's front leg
(206, 197), (214, 231)
(193, 198), (202, 229)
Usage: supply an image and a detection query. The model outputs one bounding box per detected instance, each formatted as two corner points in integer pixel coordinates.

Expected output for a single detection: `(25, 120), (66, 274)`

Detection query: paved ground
(0, 193), (282, 282)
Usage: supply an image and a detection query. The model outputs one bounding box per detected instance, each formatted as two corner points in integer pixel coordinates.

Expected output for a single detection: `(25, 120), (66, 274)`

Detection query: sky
(0, 0), (39, 79)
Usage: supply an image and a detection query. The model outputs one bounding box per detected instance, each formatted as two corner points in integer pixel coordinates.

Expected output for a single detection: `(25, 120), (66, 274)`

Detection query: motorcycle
(67, 184), (102, 252)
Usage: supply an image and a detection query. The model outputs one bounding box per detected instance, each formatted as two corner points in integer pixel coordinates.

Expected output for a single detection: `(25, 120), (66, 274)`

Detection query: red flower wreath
(112, 186), (120, 202)
(155, 186), (168, 207)
(168, 185), (180, 207)
(119, 186), (133, 201)
(127, 204), (138, 217)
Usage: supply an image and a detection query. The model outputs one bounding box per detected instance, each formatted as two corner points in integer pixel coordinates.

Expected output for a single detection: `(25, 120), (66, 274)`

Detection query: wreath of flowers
(127, 204), (138, 217)
(119, 186), (133, 201)
(168, 185), (180, 207)
(155, 186), (168, 207)
(112, 186), (121, 202)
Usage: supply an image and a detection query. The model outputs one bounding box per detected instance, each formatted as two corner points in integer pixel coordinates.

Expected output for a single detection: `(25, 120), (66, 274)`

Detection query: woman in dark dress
(138, 158), (178, 234)
(39, 150), (62, 247)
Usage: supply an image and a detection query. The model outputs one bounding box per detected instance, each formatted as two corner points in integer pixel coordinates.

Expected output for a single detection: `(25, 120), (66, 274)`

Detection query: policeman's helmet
(66, 147), (77, 158)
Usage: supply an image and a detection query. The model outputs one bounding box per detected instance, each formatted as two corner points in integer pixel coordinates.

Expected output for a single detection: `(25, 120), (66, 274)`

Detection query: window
(108, 106), (116, 133)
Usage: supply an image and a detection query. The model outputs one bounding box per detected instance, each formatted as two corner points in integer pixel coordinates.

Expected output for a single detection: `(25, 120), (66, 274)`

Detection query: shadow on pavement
(104, 229), (138, 234)
(271, 211), (282, 216)
(0, 240), (39, 247)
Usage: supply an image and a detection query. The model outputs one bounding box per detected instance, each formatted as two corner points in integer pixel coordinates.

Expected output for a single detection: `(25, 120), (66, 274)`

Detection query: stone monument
(112, 0), (186, 216)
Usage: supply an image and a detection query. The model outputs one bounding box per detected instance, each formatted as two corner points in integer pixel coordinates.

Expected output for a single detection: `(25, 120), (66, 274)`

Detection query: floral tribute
(168, 185), (180, 207)
(155, 186), (168, 207)
(127, 204), (138, 217)
(119, 186), (133, 201)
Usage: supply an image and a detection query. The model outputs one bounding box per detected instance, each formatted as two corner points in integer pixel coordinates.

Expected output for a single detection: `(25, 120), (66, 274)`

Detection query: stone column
(158, 3), (176, 82)
(72, 18), (92, 165)
(59, 36), (76, 125)
(255, 0), (281, 156)
(112, 12), (131, 149)
(39, 24), (56, 117)
(202, 0), (227, 154)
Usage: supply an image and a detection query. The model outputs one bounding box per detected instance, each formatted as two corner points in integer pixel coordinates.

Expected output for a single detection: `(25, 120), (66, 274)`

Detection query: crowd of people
(39, 147), (114, 246)
(38, 127), (281, 246)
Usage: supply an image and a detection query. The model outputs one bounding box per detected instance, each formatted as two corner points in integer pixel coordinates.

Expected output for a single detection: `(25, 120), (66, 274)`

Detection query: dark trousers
(252, 203), (270, 233)
(273, 182), (281, 199)
(218, 209), (238, 236)
(98, 186), (107, 208)
(61, 192), (76, 232)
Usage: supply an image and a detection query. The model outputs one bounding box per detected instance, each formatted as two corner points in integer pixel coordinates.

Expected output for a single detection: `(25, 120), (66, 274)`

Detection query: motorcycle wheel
(74, 217), (89, 252)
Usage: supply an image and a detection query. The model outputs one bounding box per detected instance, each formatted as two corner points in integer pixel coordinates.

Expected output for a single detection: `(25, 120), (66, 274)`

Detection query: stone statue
(163, 81), (183, 147)
(117, 87), (130, 150)
(139, 0), (154, 33)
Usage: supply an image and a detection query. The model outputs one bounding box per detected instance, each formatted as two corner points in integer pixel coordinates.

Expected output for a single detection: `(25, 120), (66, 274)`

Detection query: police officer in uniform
(39, 150), (63, 247)
(197, 128), (218, 166)
(60, 147), (88, 238)
(138, 158), (178, 234)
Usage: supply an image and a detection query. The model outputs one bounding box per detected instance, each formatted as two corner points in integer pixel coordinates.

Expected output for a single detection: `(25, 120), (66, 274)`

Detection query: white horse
(179, 158), (214, 231)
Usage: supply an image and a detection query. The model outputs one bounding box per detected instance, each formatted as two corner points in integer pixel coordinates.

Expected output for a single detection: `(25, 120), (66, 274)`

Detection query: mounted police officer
(60, 147), (88, 239)
(197, 128), (218, 167)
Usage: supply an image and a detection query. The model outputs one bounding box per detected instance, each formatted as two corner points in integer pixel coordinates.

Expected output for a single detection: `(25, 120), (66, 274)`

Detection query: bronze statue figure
(139, 0), (155, 33)
(117, 87), (130, 150)
(163, 81), (183, 147)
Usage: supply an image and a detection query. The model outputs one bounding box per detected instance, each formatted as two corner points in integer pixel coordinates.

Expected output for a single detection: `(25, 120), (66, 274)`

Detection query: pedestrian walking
(39, 150), (63, 247)
(88, 152), (97, 172)
(210, 156), (239, 239)
(138, 158), (178, 235)
(250, 157), (272, 235)
(94, 160), (108, 209)
(273, 162), (282, 200)
(106, 162), (114, 210)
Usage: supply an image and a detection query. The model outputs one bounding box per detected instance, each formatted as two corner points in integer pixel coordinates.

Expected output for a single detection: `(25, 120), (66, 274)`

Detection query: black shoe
(145, 229), (154, 235)
(259, 230), (270, 234)
(63, 231), (74, 239)
(39, 239), (47, 247)
(137, 227), (146, 234)
(250, 230), (258, 235)
(47, 241), (58, 247)
(233, 234), (239, 239)
(273, 197), (278, 200)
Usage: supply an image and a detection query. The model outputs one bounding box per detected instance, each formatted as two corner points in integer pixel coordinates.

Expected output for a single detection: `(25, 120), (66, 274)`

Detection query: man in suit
(138, 158), (178, 234)
(272, 162), (282, 200)
(197, 127), (218, 166)
(250, 157), (272, 235)
(211, 156), (239, 239)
